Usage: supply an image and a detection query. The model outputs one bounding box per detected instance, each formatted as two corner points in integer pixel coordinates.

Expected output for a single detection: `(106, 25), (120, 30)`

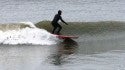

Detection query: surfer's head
(58, 10), (62, 15)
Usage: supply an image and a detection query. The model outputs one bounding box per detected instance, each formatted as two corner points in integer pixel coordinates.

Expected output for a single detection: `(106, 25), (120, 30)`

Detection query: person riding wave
(51, 10), (68, 34)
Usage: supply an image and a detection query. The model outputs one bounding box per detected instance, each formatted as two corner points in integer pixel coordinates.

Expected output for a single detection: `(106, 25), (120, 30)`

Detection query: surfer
(51, 10), (68, 34)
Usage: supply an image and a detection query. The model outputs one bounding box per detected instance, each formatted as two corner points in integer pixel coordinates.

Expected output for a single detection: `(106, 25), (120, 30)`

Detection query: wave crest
(0, 22), (58, 45)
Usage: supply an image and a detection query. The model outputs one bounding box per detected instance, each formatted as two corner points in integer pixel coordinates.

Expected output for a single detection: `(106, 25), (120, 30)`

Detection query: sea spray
(0, 22), (58, 45)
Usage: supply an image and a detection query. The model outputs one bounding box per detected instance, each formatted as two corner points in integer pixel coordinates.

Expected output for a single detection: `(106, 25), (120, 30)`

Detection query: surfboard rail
(53, 34), (79, 39)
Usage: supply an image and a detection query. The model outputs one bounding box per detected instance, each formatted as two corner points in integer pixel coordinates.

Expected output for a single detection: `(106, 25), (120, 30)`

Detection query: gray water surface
(0, 0), (125, 23)
(1, 32), (125, 70)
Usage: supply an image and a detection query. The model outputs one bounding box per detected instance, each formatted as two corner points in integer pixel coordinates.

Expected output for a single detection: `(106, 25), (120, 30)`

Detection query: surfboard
(54, 34), (79, 39)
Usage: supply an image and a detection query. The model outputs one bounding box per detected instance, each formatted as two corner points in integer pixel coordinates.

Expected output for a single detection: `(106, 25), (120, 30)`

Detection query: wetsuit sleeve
(60, 16), (68, 25)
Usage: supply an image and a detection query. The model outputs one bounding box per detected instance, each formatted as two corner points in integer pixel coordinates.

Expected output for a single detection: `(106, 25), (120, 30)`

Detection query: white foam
(0, 22), (58, 45)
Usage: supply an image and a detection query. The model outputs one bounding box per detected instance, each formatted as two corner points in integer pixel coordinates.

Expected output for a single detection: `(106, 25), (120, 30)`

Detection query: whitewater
(0, 22), (58, 45)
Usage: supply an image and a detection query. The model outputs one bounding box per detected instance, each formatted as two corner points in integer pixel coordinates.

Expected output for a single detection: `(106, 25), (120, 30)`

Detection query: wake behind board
(53, 34), (79, 39)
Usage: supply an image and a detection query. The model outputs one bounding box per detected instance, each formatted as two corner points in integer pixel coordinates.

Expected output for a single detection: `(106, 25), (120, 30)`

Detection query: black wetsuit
(51, 14), (67, 34)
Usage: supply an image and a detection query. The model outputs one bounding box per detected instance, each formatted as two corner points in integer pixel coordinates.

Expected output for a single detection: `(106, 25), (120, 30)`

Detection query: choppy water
(0, 0), (125, 23)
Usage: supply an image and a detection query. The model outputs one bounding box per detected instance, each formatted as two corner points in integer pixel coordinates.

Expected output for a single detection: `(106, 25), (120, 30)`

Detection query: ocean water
(0, 0), (125, 23)
(0, 0), (125, 70)
(0, 22), (125, 70)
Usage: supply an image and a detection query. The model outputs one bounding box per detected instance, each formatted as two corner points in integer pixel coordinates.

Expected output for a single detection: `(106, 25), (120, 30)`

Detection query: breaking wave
(0, 22), (58, 45)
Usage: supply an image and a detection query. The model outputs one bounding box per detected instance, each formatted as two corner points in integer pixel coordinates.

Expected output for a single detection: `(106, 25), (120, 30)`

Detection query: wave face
(0, 22), (58, 45)
(36, 21), (125, 35)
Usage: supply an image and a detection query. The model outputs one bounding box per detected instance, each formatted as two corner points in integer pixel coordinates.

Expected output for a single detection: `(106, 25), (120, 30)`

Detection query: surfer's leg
(57, 24), (62, 34)
(51, 22), (57, 34)
(52, 26), (57, 34)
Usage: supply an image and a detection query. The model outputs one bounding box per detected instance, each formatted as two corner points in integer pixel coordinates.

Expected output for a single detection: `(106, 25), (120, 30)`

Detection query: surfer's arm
(60, 16), (68, 25)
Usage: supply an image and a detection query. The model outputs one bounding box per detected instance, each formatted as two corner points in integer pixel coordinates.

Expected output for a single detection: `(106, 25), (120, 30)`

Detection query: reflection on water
(1, 32), (125, 70)
(0, 38), (78, 70)
(50, 38), (78, 65)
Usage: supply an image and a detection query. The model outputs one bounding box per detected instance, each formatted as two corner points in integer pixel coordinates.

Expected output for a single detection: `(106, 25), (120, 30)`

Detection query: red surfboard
(54, 34), (79, 39)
